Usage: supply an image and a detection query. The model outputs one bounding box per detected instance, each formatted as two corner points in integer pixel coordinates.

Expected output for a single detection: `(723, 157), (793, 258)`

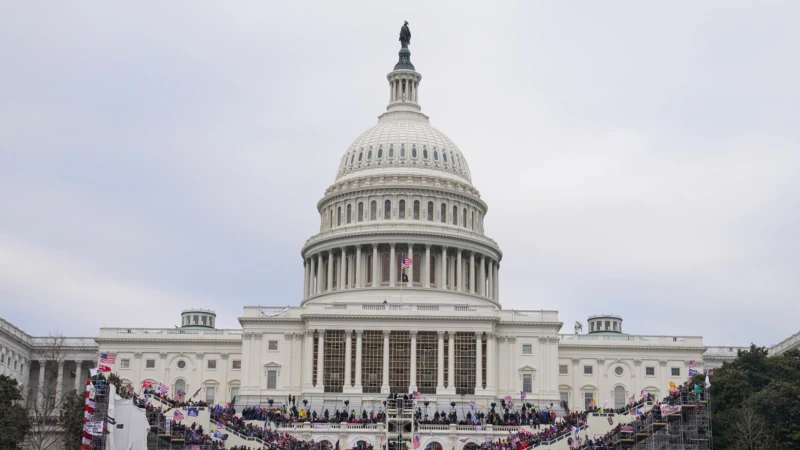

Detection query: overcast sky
(1, 1), (798, 347)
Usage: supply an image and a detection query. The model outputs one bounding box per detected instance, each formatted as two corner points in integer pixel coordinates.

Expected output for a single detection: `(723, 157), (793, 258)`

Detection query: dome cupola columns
(383, 21), (424, 116)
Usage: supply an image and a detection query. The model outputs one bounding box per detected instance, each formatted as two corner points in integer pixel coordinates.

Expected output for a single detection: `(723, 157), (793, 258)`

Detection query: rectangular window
(120, 359), (130, 369)
(145, 359), (155, 369)
(584, 392), (594, 409)
(522, 374), (532, 393)
(646, 367), (655, 376)
(230, 387), (239, 400)
(267, 370), (277, 389)
(584, 365), (593, 375)
(207, 360), (217, 369)
(205, 386), (215, 404)
(268, 340), (279, 351)
(559, 364), (569, 375)
(560, 392), (570, 405)
(521, 344), (532, 355)
(232, 360), (241, 370)
(671, 367), (680, 377)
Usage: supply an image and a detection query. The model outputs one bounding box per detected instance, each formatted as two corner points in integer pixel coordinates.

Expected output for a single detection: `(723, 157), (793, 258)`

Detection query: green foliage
(0, 375), (31, 449)
(60, 390), (86, 450)
(710, 345), (800, 449)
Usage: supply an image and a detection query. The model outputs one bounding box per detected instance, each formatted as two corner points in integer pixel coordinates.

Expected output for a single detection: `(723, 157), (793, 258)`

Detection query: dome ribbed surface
(336, 119), (472, 184)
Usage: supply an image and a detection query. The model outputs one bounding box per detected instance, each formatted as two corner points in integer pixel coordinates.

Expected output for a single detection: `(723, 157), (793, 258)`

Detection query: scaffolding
(385, 398), (415, 450)
(611, 388), (712, 450)
(85, 381), (111, 450)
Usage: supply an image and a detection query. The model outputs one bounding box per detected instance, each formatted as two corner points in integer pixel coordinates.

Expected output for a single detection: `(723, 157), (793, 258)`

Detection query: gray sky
(1, 1), (798, 346)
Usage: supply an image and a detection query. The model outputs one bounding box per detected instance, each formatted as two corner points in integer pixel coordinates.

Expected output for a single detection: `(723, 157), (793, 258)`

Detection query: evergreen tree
(0, 375), (31, 449)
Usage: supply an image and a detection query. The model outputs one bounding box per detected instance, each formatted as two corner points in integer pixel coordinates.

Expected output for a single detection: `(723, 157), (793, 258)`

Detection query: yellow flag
(669, 381), (676, 390)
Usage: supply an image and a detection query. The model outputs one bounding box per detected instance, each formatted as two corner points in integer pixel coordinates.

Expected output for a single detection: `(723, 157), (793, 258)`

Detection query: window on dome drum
(412, 147), (418, 158)
(462, 208), (467, 227)
(646, 367), (655, 376)
(400, 146), (406, 158)
(413, 200), (420, 219)
(350, 153), (355, 164)
(399, 200), (406, 219)
(605, 321), (611, 330)
(361, 331), (383, 394)
(389, 146), (394, 158)
(207, 360), (216, 369)
(671, 367), (680, 377)
(370, 200), (377, 220)
(416, 331), (438, 394)
(427, 202), (434, 221)
(367, 149), (373, 160)
(413, 252), (422, 282)
(381, 253), (390, 283)
(452, 206), (457, 225)
(324, 330), (345, 393)
(423, 149), (429, 160)
(433, 150), (439, 161)
(267, 370), (278, 389)
(346, 204), (352, 224)
(384, 200), (391, 219)
(440, 203), (446, 223)
(329, 210), (333, 229)
(615, 366), (623, 376)
(522, 344), (532, 355)
(146, 359), (155, 369)
(454, 332), (476, 395)
(613, 322), (618, 331)
(522, 374), (532, 393)
(389, 331), (411, 394)
(584, 365), (593, 375)
(443, 152), (448, 163)
(358, 202), (364, 222)
(337, 207), (342, 226)
(358, 151), (363, 162)
(377, 147), (383, 159)
(559, 365), (568, 375)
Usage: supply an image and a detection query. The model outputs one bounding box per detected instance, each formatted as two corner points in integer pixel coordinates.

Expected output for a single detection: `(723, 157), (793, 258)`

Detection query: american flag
(401, 256), (412, 269)
(99, 353), (116, 364)
(689, 360), (696, 368)
(173, 410), (184, 422)
(413, 435), (421, 449)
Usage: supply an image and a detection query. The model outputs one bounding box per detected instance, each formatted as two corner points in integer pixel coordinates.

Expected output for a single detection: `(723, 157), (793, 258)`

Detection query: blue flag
(187, 408), (199, 417)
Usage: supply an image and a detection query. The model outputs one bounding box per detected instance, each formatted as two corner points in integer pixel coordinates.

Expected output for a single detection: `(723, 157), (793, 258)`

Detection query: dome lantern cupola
(385, 21), (422, 115)
(587, 314), (624, 334)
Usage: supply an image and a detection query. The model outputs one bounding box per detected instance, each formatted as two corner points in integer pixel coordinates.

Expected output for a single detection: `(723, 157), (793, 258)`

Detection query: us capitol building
(2, 30), (798, 421)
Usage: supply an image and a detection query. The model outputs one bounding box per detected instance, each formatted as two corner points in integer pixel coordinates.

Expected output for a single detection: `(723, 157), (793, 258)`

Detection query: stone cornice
(95, 338), (242, 345)
(558, 343), (708, 352)
(319, 185), (486, 212)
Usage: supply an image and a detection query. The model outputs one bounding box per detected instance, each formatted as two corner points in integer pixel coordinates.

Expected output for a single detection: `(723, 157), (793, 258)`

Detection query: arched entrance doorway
(174, 379), (186, 398)
(425, 442), (443, 450)
(614, 386), (626, 409)
(464, 443), (480, 450)
(356, 440), (373, 450)
(315, 441), (333, 450)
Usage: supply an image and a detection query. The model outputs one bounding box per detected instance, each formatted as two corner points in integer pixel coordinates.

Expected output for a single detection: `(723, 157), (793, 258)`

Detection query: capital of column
(356, 244), (362, 250)
(285, 333), (294, 340)
(134, 353), (142, 359)
(356, 329), (364, 337)
(409, 330), (418, 337)
(294, 333), (305, 340)
(345, 330), (353, 338)
(538, 336), (548, 343)
(372, 243), (378, 250)
(221, 353), (229, 360)
(633, 359), (642, 366)
(383, 330), (391, 337)
(485, 332), (494, 340)
(496, 336), (506, 343)
(597, 358), (606, 365)
(474, 331), (483, 339)
(572, 358), (580, 365)
(437, 331), (445, 338)
(447, 331), (456, 338)
(159, 352), (168, 359)
(195, 353), (205, 360)
(306, 330), (315, 338)
(318, 329), (326, 337)
(390, 243), (396, 249)
(548, 337), (559, 343)
(507, 337), (516, 343)
(659, 360), (667, 367)
(425, 244), (432, 249)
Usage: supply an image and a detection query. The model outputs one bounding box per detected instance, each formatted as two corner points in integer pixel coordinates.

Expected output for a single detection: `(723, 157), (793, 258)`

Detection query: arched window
(367, 148), (373, 160)
(366, 254), (373, 284)
(423, 148), (429, 159)
(347, 204), (352, 224)
(358, 151), (363, 162)
(337, 207), (342, 226)
(350, 153), (355, 164)
(614, 386), (626, 409)
(443, 152), (448, 164)
(413, 200), (420, 220)
(412, 146), (418, 158)
(384, 200), (391, 219)
(452, 206), (458, 225)
(440, 203), (446, 223)
(425, 443), (443, 450)
(433, 150), (439, 161)
(455, 155), (461, 167)
(413, 252), (422, 283)
(462, 208), (467, 227)
(377, 147), (383, 159)
(389, 146), (394, 158)
(370, 200), (377, 220)
(400, 145), (406, 158)
(427, 201), (434, 221)
(399, 200), (406, 219)
(175, 379), (186, 396)
(358, 202), (364, 222)
(381, 253), (390, 283)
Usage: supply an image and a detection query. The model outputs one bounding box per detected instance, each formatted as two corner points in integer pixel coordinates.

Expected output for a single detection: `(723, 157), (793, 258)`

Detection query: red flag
(142, 381), (153, 388)
(97, 364), (112, 373)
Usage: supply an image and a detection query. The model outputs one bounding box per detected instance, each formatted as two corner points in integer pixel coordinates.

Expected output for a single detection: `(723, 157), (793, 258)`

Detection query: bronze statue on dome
(400, 21), (411, 48)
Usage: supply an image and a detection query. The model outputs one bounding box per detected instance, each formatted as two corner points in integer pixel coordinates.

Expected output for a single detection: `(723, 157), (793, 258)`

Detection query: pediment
(518, 365), (536, 372)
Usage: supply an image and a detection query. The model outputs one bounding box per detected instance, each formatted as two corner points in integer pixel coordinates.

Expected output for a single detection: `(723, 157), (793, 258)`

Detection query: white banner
(660, 405), (682, 415)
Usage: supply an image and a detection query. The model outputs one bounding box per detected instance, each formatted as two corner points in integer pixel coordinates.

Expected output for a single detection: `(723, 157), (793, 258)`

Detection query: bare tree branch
(730, 406), (775, 450)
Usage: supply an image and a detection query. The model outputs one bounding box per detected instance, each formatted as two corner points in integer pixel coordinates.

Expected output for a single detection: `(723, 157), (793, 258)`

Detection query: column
(436, 331), (445, 392)
(371, 244), (379, 287)
(316, 331), (325, 388)
(496, 336), (506, 392)
(389, 243), (396, 287)
(304, 330), (315, 387)
(449, 256), (455, 290)
(381, 330), (390, 393)
(407, 243), (414, 287)
(486, 333), (495, 391)
(303, 259), (309, 298)
(355, 245), (362, 288)
(309, 257), (316, 295)
(488, 260), (495, 300)
(479, 256), (487, 297)
(469, 253), (476, 294)
(550, 337), (559, 395)
(507, 337), (516, 392)
(456, 249), (463, 291)
(409, 331), (418, 392)
(54, 360), (64, 405)
(74, 361), (83, 391)
(340, 247), (347, 290)
(37, 362), (46, 408)
(538, 337), (548, 393)
(495, 264), (500, 302)
(327, 251), (334, 292)
(475, 333), (483, 391)
(355, 330), (363, 390)
(344, 330), (353, 387)
(424, 245), (431, 288)
(317, 254), (324, 295)
(440, 247), (448, 289)
(447, 331), (455, 389)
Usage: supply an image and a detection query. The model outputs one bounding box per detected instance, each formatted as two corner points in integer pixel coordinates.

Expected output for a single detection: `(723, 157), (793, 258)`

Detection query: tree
(24, 334), (73, 450)
(0, 375), (31, 449)
(729, 406), (774, 450)
(60, 390), (85, 450)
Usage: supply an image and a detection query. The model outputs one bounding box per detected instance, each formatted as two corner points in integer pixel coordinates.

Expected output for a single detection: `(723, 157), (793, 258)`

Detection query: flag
(669, 381), (676, 390)
(335, 439), (339, 450)
(97, 365), (112, 373)
(212, 431), (224, 439)
(413, 434), (421, 449)
(173, 410), (184, 422)
(412, 391), (421, 399)
(636, 408), (643, 416)
(705, 374), (711, 389)
(628, 396), (634, 405)
(187, 408), (199, 417)
(469, 401), (475, 411)
(688, 360), (696, 368)
(142, 381), (153, 389)
(707, 369), (714, 377)
(99, 353), (116, 364)
(401, 256), (412, 269)
(191, 387), (202, 399)
(157, 383), (169, 394)
(520, 391), (526, 402)
(640, 390), (645, 397)
(688, 369), (698, 377)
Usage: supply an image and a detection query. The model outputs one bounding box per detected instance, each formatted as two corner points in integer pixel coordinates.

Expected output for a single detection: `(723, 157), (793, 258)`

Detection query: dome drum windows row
(339, 144), (466, 175)
(322, 197), (484, 233)
(303, 244), (499, 302)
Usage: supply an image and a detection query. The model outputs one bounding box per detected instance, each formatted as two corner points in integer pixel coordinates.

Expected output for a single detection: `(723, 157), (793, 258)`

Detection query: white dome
(336, 117), (472, 184)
